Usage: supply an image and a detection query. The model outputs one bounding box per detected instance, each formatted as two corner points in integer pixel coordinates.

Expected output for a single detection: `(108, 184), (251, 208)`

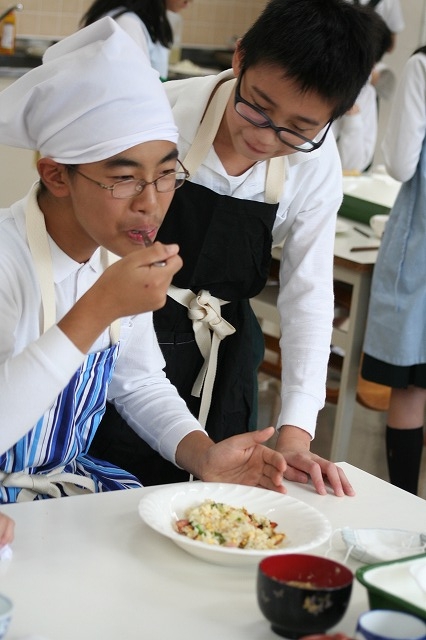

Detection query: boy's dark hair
(80, 0), (172, 47)
(238, 0), (384, 119)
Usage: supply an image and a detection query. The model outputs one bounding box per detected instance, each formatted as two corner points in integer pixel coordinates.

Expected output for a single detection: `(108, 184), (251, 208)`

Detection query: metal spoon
(140, 231), (167, 267)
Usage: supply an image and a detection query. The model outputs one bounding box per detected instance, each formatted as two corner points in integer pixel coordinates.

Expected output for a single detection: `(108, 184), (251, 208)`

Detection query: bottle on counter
(167, 10), (182, 65)
(0, 10), (16, 55)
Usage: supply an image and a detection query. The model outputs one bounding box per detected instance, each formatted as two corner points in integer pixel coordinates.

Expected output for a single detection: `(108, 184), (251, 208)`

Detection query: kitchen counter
(0, 36), (56, 78)
(0, 51), (41, 71)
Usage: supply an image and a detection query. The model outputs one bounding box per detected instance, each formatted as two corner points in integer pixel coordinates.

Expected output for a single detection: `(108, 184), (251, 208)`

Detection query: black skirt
(362, 354), (426, 389)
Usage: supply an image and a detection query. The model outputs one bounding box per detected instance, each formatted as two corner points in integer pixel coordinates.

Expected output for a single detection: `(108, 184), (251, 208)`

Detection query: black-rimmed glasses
(73, 159), (190, 199)
(234, 73), (333, 153)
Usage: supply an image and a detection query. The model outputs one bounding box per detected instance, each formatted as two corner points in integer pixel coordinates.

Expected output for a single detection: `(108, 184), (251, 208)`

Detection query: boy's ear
(232, 39), (243, 77)
(37, 158), (71, 197)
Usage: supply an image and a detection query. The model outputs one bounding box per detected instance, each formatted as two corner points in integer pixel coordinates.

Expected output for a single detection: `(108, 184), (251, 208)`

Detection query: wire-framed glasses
(73, 159), (190, 199)
(234, 73), (333, 153)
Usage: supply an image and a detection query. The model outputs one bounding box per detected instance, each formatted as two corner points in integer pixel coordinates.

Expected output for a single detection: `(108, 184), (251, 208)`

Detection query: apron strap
(167, 285), (236, 428)
(182, 79), (236, 176)
(265, 156), (289, 204)
(25, 186), (121, 344)
(26, 189), (56, 334)
(0, 468), (96, 502)
(101, 249), (122, 345)
(182, 77), (288, 204)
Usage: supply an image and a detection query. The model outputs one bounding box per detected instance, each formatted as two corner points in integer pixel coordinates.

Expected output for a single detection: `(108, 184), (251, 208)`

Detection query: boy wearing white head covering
(0, 17), (285, 502)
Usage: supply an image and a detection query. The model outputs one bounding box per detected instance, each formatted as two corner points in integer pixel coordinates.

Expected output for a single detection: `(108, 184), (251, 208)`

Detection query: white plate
(335, 219), (350, 234)
(138, 482), (332, 566)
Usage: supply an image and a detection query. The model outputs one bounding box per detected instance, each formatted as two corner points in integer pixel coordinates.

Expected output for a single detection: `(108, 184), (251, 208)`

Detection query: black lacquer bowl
(257, 553), (353, 638)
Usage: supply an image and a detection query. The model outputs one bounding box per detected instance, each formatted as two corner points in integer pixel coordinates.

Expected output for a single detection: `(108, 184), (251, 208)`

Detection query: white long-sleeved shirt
(0, 186), (204, 456)
(164, 71), (343, 438)
(382, 52), (426, 183)
(332, 82), (378, 173)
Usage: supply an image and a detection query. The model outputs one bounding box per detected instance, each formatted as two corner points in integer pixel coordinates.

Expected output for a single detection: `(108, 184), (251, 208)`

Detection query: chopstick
(350, 245), (380, 252)
(353, 226), (372, 238)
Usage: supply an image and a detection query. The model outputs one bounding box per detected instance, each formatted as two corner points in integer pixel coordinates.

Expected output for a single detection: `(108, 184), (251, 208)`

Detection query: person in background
(80, 0), (191, 81)
(0, 17), (287, 503)
(333, 86), (378, 175)
(332, 14), (392, 174)
(0, 513), (14, 545)
(349, 1), (403, 106)
(350, 0), (404, 52)
(90, 0), (383, 496)
(166, 0), (190, 65)
(361, 45), (426, 496)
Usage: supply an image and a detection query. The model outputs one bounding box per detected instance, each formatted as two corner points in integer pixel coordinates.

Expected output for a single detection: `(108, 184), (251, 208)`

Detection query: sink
(0, 36), (58, 76)
(0, 49), (42, 66)
(0, 51), (41, 76)
(180, 47), (233, 71)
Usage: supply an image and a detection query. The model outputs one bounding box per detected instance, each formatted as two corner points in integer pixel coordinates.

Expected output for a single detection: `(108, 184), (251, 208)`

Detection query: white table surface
(334, 218), (381, 265)
(1, 463), (425, 640)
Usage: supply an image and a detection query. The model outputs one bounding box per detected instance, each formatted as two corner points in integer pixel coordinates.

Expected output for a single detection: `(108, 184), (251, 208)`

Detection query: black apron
(89, 79), (286, 485)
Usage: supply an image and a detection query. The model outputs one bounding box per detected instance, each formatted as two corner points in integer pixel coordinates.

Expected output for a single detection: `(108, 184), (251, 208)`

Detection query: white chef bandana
(0, 17), (178, 163)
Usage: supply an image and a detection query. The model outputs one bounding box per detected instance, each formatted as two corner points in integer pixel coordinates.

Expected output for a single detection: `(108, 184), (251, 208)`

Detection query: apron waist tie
(0, 467), (96, 502)
(167, 285), (236, 427)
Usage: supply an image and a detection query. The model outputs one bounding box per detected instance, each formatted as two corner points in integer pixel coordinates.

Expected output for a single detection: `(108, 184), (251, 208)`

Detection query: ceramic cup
(0, 593), (13, 639)
(369, 214), (389, 238)
(355, 609), (426, 640)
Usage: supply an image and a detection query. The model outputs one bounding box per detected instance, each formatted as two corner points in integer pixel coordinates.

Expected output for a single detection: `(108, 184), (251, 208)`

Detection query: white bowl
(356, 609), (426, 640)
(138, 482), (332, 566)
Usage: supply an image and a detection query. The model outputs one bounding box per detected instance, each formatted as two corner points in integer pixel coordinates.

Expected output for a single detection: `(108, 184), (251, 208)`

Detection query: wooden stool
(326, 352), (391, 412)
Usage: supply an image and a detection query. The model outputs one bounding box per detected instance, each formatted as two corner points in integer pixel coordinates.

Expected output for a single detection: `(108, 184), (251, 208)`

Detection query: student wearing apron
(90, 0), (382, 495)
(91, 80), (285, 484)
(0, 190), (142, 502)
(0, 18), (288, 503)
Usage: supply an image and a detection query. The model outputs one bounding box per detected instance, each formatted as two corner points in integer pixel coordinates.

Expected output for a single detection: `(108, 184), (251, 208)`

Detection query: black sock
(386, 425), (424, 495)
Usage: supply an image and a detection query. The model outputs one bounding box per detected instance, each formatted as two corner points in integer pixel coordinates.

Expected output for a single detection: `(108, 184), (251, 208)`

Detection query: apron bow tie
(168, 286), (236, 427)
(0, 467), (96, 502)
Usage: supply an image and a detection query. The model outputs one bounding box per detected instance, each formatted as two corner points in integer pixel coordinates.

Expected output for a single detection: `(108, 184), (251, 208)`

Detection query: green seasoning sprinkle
(214, 532), (226, 544)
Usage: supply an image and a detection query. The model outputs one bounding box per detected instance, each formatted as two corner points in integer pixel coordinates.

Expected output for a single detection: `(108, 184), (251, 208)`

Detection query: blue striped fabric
(0, 344), (142, 502)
